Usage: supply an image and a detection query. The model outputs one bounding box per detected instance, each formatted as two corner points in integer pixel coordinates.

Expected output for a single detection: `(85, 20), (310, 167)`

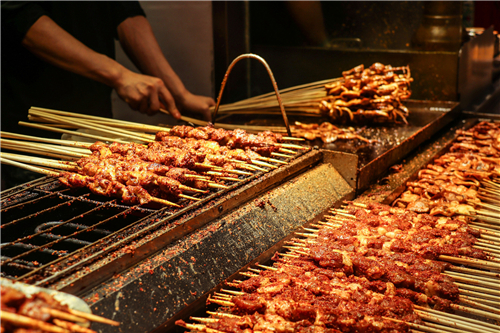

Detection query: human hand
(114, 70), (181, 119)
(178, 91), (216, 121)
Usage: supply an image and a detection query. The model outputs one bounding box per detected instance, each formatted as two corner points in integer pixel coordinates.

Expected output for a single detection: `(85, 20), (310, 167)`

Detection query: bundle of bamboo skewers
(208, 62), (413, 125)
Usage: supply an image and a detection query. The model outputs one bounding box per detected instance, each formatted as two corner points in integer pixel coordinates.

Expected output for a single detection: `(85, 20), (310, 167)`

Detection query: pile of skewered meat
(394, 121), (500, 217)
(155, 125), (287, 156)
(177, 203), (492, 333)
(319, 63), (413, 125)
(291, 122), (373, 143)
(1, 285), (117, 333)
(56, 125), (302, 206)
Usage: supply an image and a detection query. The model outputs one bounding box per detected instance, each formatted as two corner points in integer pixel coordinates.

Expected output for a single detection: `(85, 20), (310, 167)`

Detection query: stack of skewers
(0, 107), (309, 207)
(1, 285), (118, 333)
(176, 202), (499, 333)
(394, 121), (500, 230)
(210, 62), (413, 125)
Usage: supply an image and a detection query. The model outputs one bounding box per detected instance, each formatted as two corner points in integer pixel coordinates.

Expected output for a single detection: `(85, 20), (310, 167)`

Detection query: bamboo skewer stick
(460, 295), (500, 308)
(445, 272), (500, 289)
(28, 108), (159, 140)
(0, 311), (70, 333)
(0, 144), (81, 161)
(0, 156), (61, 177)
(416, 305), (500, 330)
(382, 316), (463, 333)
(19, 121), (131, 144)
(483, 179), (500, 189)
(176, 322), (224, 333)
(480, 187), (500, 197)
(415, 310), (495, 333)
(450, 303), (500, 321)
(205, 311), (241, 319)
(29, 106), (170, 133)
(16, 142), (91, 155)
(472, 224), (500, 234)
(256, 156), (288, 165)
(1, 140), (90, 157)
(66, 309), (119, 326)
(476, 238), (500, 247)
(445, 270), (500, 284)
(190, 317), (219, 324)
(1, 131), (92, 149)
(29, 110), (151, 142)
(474, 201), (500, 213)
(459, 297), (500, 314)
(474, 244), (500, 255)
(474, 209), (500, 220)
(27, 114), (80, 127)
(1, 139), (89, 159)
(271, 152), (293, 158)
(0, 153), (78, 171)
(479, 233), (500, 241)
(52, 319), (96, 333)
(455, 282), (500, 296)
(40, 308), (88, 324)
(458, 288), (500, 302)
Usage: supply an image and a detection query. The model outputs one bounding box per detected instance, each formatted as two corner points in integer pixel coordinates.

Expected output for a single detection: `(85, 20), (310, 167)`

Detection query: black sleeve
(1, 1), (48, 43)
(110, 1), (146, 34)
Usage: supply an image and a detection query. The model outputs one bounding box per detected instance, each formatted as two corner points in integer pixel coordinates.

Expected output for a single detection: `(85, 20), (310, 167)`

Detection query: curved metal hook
(212, 53), (292, 137)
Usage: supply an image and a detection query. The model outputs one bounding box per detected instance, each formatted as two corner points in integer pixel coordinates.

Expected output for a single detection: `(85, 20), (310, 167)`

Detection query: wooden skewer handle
(53, 319), (97, 333)
(42, 308), (88, 323)
(67, 309), (120, 327)
(0, 311), (70, 333)
(0, 156), (60, 177)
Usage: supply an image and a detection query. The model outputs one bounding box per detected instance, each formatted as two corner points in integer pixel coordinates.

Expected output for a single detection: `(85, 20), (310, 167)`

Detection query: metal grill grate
(1, 180), (159, 282)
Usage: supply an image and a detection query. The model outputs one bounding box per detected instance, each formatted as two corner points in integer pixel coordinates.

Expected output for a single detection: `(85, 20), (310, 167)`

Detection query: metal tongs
(211, 53), (292, 137)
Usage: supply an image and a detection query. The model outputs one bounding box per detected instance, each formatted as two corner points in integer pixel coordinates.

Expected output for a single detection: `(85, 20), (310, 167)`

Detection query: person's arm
(21, 15), (181, 117)
(116, 15), (215, 121)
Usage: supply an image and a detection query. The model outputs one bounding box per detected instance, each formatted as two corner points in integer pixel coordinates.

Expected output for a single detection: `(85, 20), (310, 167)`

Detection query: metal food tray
(217, 100), (460, 191)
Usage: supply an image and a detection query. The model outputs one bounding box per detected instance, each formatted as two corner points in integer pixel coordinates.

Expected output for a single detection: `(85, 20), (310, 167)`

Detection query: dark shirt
(1, 1), (145, 136)
(0, 1), (145, 190)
